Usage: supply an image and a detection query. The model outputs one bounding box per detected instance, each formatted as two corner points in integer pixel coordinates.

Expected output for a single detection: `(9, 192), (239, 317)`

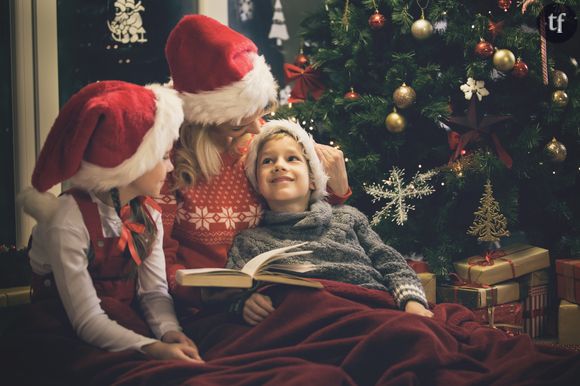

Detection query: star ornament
(460, 78), (489, 101)
(443, 99), (513, 168)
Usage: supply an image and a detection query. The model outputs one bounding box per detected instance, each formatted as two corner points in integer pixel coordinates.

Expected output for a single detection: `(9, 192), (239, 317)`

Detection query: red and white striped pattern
(523, 285), (549, 338)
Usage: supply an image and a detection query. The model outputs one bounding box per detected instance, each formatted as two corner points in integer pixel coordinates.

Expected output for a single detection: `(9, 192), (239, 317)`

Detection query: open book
(175, 242), (323, 289)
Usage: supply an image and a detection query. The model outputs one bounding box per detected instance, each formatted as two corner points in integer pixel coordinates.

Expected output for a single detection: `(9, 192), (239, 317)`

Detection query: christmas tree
(273, 0), (579, 277)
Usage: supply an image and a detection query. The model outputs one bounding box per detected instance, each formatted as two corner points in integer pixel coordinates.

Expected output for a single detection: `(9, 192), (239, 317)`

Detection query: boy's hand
(142, 341), (205, 363)
(243, 293), (275, 326)
(404, 300), (434, 318)
(315, 143), (349, 196)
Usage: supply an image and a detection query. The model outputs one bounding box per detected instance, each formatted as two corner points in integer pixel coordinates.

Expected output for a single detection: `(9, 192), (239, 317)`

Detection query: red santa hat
(19, 80), (183, 222)
(165, 14), (278, 125)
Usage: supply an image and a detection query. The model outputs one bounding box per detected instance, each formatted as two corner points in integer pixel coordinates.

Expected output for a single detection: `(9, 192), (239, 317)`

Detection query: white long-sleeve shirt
(29, 192), (182, 352)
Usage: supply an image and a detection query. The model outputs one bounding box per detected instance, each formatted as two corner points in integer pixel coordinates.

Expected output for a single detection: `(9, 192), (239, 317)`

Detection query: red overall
(30, 189), (151, 336)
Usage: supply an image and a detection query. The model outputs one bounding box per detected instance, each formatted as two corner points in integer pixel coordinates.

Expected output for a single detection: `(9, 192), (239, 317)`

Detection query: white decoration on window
(107, 0), (147, 44)
(268, 0), (289, 46)
(238, 0), (254, 22)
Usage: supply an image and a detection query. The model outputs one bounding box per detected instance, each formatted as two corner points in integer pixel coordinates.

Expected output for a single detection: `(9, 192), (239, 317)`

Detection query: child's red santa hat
(18, 80), (183, 222)
(165, 14), (278, 125)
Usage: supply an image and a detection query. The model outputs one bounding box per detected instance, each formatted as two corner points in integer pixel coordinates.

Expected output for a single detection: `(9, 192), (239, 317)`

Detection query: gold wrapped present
(453, 244), (550, 286)
(418, 272), (436, 304)
(0, 286), (31, 308)
(437, 280), (520, 309)
(558, 300), (580, 344)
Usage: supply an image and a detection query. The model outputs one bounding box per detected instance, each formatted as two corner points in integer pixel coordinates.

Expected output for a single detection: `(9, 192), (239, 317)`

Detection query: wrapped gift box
(418, 272), (436, 304)
(556, 259), (580, 304)
(437, 280), (520, 309)
(472, 301), (523, 335)
(518, 268), (550, 288)
(522, 284), (550, 338)
(453, 244), (550, 285)
(0, 286), (31, 308)
(558, 300), (580, 344)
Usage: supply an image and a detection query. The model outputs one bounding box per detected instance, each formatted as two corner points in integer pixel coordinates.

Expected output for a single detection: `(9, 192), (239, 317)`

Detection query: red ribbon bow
(117, 204), (146, 266)
(466, 249), (516, 284)
(283, 63), (325, 103)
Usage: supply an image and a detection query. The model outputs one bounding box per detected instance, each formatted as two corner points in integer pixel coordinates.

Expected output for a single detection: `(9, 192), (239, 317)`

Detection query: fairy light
(288, 102), (293, 109)
(418, 164), (422, 169)
(345, 158), (349, 162)
(270, 111), (276, 117)
(441, 182), (445, 186)
(471, 24), (475, 29)
(302, 120), (307, 125)
(552, 171), (556, 175)
(309, 126), (314, 131)
(329, 141), (334, 145)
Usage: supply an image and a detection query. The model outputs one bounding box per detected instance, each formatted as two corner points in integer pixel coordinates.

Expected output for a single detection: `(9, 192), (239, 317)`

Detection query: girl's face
(256, 135), (314, 213)
(214, 110), (264, 140)
(127, 147), (174, 198)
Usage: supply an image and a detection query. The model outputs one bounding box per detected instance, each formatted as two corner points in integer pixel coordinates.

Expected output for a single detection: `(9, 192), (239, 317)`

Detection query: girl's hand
(315, 143), (349, 196)
(141, 341), (204, 362)
(404, 300), (434, 318)
(161, 330), (195, 348)
(243, 293), (275, 326)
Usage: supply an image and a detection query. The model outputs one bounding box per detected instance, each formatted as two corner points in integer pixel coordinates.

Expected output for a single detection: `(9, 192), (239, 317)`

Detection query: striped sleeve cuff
(392, 283), (429, 310)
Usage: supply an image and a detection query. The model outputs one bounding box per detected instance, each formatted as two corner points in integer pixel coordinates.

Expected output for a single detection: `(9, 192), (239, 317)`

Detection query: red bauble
(498, 0), (512, 12)
(368, 10), (386, 30)
(294, 53), (309, 67)
(475, 39), (494, 59)
(344, 88), (361, 101)
(512, 58), (529, 78)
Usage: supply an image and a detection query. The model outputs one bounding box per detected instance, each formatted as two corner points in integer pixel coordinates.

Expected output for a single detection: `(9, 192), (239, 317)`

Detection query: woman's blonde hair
(171, 122), (252, 190)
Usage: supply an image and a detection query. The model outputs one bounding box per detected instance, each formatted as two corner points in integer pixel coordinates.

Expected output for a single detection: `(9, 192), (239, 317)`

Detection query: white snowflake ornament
(238, 0), (254, 22)
(460, 78), (489, 101)
(365, 167), (437, 226)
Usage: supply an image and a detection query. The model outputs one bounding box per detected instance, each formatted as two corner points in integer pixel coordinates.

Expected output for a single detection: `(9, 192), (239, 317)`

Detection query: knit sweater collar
(262, 201), (332, 230)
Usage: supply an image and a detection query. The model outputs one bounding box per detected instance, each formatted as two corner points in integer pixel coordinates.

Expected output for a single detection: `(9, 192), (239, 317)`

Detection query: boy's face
(256, 135), (314, 212)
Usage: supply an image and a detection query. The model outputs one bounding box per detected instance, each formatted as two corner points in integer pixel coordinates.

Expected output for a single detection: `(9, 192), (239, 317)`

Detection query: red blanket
(1, 281), (579, 386)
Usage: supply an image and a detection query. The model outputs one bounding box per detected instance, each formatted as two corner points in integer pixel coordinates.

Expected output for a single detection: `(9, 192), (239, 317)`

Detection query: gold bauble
(411, 18), (433, 40)
(552, 70), (569, 90)
(544, 137), (567, 162)
(393, 83), (416, 109)
(385, 110), (406, 133)
(552, 90), (569, 107)
(492, 49), (516, 72)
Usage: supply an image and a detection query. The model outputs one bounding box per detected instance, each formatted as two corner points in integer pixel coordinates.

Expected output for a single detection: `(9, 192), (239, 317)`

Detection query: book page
(241, 242), (311, 276)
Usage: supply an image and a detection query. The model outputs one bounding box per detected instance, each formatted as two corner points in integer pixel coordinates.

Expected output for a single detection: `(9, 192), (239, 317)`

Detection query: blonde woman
(160, 15), (350, 308)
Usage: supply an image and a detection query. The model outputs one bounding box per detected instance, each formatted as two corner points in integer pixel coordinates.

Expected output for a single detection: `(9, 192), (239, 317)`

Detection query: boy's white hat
(245, 119), (328, 203)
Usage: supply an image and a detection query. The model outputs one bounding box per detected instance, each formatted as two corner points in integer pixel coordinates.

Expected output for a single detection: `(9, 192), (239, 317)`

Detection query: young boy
(226, 119), (433, 325)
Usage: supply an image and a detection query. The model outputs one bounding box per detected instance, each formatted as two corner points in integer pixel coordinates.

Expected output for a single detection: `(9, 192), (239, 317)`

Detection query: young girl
(226, 119), (433, 325)
(160, 15), (351, 307)
(19, 80), (203, 362)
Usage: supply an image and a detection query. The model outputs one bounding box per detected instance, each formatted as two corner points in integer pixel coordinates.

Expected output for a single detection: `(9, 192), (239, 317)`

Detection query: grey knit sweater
(226, 201), (428, 309)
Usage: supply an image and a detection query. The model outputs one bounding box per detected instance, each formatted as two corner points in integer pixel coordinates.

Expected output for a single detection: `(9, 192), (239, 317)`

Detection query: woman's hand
(404, 300), (434, 318)
(315, 143), (349, 196)
(243, 293), (275, 326)
(141, 340), (204, 362)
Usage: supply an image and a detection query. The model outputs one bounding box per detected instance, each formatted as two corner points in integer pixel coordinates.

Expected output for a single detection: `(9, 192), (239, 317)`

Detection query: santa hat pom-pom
(17, 187), (60, 223)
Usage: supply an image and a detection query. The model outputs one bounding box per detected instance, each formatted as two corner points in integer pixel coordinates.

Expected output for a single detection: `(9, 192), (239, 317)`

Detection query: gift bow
(466, 249), (516, 284)
(283, 63), (325, 103)
(117, 197), (160, 266)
